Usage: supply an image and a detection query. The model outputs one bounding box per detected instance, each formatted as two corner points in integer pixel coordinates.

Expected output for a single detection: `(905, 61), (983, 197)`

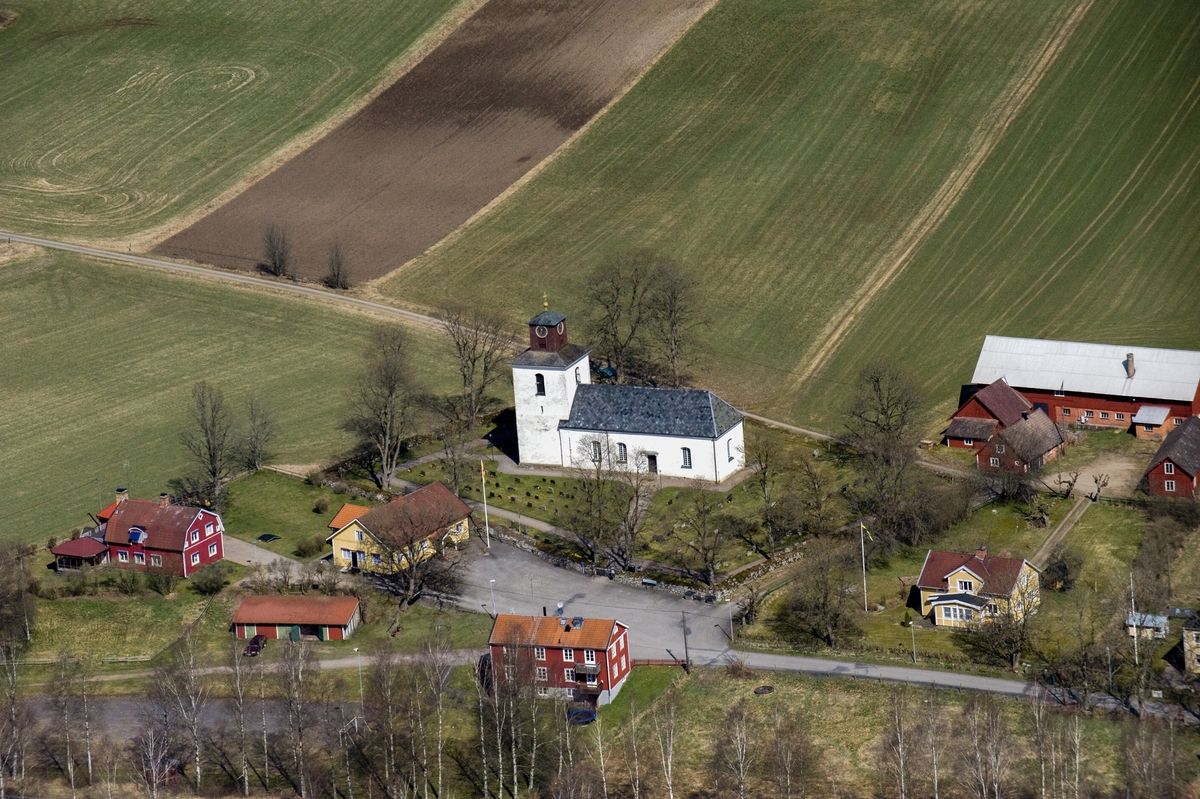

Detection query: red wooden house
(99, 489), (224, 577)
(232, 595), (361, 641)
(944, 378), (1064, 472)
(488, 614), (631, 706)
(1143, 416), (1200, 498)
(969, 336), (1200, 440)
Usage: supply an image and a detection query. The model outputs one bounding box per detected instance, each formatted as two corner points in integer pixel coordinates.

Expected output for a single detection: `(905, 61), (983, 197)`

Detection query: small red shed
(1144, 416), (1200, 498)
(232, 595), (361, 641)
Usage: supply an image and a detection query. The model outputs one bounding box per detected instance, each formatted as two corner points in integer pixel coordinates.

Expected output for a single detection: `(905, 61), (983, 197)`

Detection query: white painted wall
(559, 421), (745, 482)
(513, 353), (590, 465)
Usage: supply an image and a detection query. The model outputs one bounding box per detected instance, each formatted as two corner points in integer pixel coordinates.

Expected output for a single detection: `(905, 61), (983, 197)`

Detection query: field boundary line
(357, 0), (723, 298)
(788, 0), (1095, 394)
(102, 0), (493, 254)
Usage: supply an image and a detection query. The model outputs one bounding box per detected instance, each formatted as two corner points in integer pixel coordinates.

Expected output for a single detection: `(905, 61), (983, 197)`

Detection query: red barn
(969, 336), (1200, 440)
(944, 378), (1033, 450)
(1144, 416), (1200, 498)
(99, 489), (224, 577)
(488, 614), (631, 706)
(232, 595), (361, 641)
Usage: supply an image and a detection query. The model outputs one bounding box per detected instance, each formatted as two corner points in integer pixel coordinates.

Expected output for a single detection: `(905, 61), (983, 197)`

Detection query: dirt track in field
(155, 0), (711, 281)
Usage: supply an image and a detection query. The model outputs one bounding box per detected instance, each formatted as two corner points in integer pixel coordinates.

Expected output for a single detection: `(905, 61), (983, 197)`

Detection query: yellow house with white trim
(326, 482), (471, 573)
(916, 546), (1040, 629)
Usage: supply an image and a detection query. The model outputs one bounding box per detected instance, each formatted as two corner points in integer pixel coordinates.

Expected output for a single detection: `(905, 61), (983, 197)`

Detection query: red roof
(51, 537), (109, 558)
(358, 482), (471, 544)
(103, 499), (206, 553)
(233, 595), (360, 626)
(962, 379), (1032, 427)
(97, 501), (119, 522)
(916, 549), (1030, 597)
(489, 615), (624, 651)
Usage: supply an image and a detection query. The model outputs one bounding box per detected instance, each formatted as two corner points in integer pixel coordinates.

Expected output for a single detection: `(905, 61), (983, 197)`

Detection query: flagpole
(480, 461), (491, 550)
(860, 519), (868, 612)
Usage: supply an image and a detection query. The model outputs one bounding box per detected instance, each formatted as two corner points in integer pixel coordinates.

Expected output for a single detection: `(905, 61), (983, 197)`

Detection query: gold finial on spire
(543, 292), (549, 311)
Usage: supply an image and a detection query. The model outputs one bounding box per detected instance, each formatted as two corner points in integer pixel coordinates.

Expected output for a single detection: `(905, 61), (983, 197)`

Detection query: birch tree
(155, 631), (209, 792)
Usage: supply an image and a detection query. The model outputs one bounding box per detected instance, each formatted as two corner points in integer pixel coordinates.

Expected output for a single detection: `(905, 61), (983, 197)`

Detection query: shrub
(113, 569), (143, 596)
(314, 496), (329, 514)
(295, 535), (326, 559)
(46, 536), (58, 551)
(305, 468), (324, 486)
(146, 569), (178, 596)
(331, 482), (349, 495)
(191, 562), (232, 596)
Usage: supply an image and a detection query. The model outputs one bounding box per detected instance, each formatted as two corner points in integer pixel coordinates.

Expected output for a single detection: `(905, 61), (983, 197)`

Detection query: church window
(617, 443), (627, 464)
(727, 439), (733, 461)
(575, 367), (580, 384)
(681, 447), (692, 469)
(535, 374), (546, 396)
(591, 441), (601, 462)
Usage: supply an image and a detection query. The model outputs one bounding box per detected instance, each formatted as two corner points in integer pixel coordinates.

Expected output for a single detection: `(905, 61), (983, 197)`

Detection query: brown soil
(155, 0), (711, 283)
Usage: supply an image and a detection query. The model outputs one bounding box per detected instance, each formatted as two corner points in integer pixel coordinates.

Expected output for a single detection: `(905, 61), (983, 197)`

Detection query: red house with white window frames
(1143, 416), (1200, 498)
(99, 489), (224, 577)
(488, 614), (631, 705)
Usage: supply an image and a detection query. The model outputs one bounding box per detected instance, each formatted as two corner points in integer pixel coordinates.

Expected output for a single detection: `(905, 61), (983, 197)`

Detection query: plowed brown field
(155, 0), (710, 281)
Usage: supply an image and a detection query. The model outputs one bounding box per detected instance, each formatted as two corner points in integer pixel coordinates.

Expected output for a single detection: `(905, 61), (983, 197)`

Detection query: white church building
(512, 308), (745, 483)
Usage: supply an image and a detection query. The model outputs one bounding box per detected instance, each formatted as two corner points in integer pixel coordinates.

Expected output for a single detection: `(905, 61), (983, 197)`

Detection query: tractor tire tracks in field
(789, 0), (1095, 394)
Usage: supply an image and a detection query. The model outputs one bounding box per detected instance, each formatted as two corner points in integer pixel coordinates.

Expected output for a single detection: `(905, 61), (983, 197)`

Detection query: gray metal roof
(1131, 405), (1171, 425)
(528, 311), (567, 326)
(1127, 612), (1168, 628)
(559, 385), (742, 439)
(971, 336), (1200, 402)
(511, 344), (590, 368)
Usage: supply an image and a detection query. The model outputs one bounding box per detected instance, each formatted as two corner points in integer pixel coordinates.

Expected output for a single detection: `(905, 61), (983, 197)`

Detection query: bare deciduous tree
(180, 381), (239, 505)
(961, 694), (1010, 799)
(437, 302), (515, 431)
(583, 250), (661, 385)
(227, 641), (251, 796)
(565, 437), (628, 567)
(241, 392), (278, 471)
(133, 715), (174, 799)
(368, 494), (463, 606)
(672, 486), (724, 587)
(263, 224), (293, 278)
(652, 700), (677, 799)
(844, 362), (923, 529)
(344, 325), (417, 489)
(715, 700), (757, 799)
(646, 258), (704, 386)
(154, 631), (209, 792)
(771, 539), (861, 648)
(881, 685), (914, 799)
(768, 709), (819, 799)
(279, 639), (319, 799)
(325, 244), (350, 290)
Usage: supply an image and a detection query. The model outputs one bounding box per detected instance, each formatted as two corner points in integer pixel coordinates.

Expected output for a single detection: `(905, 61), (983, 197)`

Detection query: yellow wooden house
(916, 546), (1040, 628)
(326, 482), (471, 573)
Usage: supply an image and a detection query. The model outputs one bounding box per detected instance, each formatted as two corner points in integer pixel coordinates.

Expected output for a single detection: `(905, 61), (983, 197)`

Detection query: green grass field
(380, 0), (1199, 431)
(0, 0), (462, 240)
(0, 249), (466, 544)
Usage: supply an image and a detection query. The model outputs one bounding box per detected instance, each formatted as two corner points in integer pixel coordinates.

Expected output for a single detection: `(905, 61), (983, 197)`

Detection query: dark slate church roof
(528, 311), (567, 327)
(560, 385), (742, 439)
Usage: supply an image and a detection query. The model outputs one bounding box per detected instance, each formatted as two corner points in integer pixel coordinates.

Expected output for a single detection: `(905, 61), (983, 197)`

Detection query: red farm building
(944, 378), (1064, 472)
(488, 614), (631, 706)
(99, 489), (224, 577)
(232, 595), (362, 641)
(968, 336), (1200, 441)
(1143, 416), (1200, 498)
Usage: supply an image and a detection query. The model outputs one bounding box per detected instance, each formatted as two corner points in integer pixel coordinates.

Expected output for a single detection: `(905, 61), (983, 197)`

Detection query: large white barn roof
(971, 336), (1200, 402)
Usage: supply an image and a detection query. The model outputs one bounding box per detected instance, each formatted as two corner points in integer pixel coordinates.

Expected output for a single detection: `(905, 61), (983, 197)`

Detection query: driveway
(222, 535), (296, 567)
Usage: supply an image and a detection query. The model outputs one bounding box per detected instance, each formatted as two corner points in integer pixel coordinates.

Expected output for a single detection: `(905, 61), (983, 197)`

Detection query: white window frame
(585, 672), (598, 686)
(1175, 418), (1183, 425)
(535, 374), (546, 396)
(1062, 408), (1071, 416)
(118, 551), (129, 563)
(190, 552), (200, 566)
(727, 439), (734, 462)
(536, 667), (548, 682)
(191, 531), (200, 544)
(134, 552), (145, 565)
(1100, 411), (1109, 419)
(621, 654), (626, 670)
(584, 649), (596, 664)
(1085, 410), (1094, 418)
(989, 457), (1000, 468)
(963, 438), (973, 446)
(591, 441), (601, 463)
(1144, 424), (1154, 432)
(1165, 480), (1176, 492)
(535, 647), (546, 661)
(341, 548), (352, 560)
(355, 529), (365, 542)
(958, 580), (973, 592)
(617, 443), (627, 464)
(208, 543), (218, 557)
(205, 522), (214, 537)
(564, 668), (576, 682)
(1054, 389), (1065, 397)
(562, 648), (574, 662)
(1164, 462), (1175, 475)
(1116, 413), (1125, 420)
(150, 554), (162, 567)
(681, 447), (692, 469)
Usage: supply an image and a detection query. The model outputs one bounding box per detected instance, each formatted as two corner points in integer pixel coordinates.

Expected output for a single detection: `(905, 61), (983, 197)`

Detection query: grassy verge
(222, 470), (383, 558)
(599, 665), (684, 728)
(0, 250), (469, 544)
(0, 0), (463, 239)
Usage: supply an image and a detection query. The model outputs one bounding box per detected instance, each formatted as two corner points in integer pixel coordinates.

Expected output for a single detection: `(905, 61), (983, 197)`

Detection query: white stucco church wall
(511, 308), (745, 483)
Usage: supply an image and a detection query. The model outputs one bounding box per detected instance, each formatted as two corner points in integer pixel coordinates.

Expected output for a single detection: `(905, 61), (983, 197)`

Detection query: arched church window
(617, 443), (627, 464)
(575, 367), (580, 384)
(591, 441), (602, 463)
(727, 439), (733, 461)
(535, 374), (546, 396)
(681, 447), (692, 469)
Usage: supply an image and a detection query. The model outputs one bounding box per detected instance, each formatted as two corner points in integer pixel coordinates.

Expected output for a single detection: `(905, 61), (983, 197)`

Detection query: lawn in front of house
(222, 470), (384, 559)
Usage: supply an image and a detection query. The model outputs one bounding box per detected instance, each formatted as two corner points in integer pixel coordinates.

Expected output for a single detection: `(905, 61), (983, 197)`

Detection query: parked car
(243, 634), (267, 657)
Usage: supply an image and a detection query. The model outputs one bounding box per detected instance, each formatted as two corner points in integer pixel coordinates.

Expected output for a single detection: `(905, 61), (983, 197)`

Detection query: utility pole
(480, 461), (491, 549)
(860, 519), (869, 612)
(1130, 572), (1139, 666)
(681, 611), (690, 672)
(909, 618), (917, 663)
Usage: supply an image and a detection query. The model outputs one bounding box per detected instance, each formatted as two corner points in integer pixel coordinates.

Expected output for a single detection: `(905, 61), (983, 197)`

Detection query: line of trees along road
(0, 625), (1192, 798)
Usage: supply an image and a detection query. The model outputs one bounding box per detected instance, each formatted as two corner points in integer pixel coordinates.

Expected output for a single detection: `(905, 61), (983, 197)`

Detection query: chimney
(1125, 352), (1136, 378)
(158, 493), (171, 508)
(975, 545), (987, 561)
(115, 488), (129, 504)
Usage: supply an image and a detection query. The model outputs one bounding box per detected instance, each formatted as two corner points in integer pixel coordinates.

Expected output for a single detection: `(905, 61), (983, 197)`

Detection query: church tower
(511, 306), (590, 466)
